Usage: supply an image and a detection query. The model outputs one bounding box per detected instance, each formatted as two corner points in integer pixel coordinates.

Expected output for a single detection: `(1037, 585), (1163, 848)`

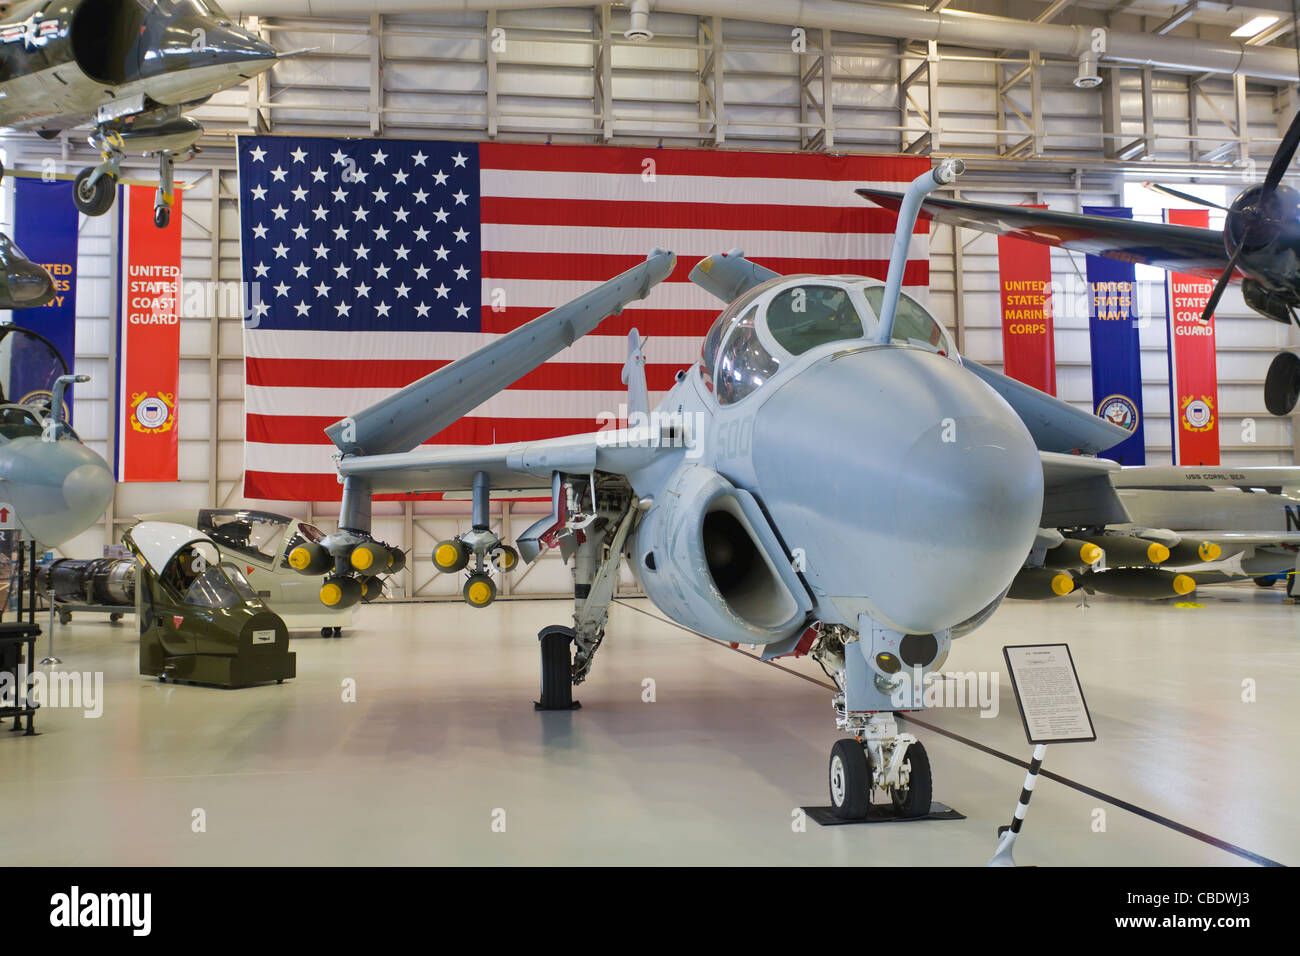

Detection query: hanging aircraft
(0, 0), (286, 228)
(0, 323), (112, 547)
(0, 233), (56, 309)
(857, 110), (1300, 418)
(279, 160), (1135, 820)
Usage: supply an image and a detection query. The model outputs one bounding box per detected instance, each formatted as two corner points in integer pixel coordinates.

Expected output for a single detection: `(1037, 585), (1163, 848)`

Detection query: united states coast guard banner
(1164, 208), (1219, 465)
(117, 184), (182, 481)
(1083, 206), (1145, 466)
(12, 177), (79, 419)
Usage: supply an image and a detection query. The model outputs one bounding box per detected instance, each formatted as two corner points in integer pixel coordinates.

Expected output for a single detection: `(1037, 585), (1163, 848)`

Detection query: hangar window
(861, 287), (954, 357)
(765, 284), (864, 355)
(716, 312), (780, 406)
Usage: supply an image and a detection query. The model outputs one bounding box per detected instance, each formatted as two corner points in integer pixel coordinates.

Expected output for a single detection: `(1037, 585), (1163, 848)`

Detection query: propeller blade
(1199, 240), (1243, 324)
(1263, 109), (1300, 193)
(1143, 183), (1227, 210)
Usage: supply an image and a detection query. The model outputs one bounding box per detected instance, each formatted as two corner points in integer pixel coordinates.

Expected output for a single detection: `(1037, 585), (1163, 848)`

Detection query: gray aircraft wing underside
(336, 429), (677, 495)
(1039, 452), (1129, 527)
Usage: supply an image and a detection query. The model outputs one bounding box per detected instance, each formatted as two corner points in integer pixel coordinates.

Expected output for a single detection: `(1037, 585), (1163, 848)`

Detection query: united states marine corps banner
(1082, 206), (1145, 465)
(997, 211), (1056, 394)
(1164, 207), (1220, 466)
(116, 184), (182, 481)
(12, 178), (79, 419)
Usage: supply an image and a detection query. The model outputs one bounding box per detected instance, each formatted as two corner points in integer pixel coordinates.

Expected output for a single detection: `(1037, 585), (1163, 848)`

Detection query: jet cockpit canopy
(699, 275), (957, 406)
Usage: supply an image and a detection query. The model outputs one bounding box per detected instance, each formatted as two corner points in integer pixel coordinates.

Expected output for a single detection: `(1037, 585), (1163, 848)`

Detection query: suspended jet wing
(856, 188), (1233, 280)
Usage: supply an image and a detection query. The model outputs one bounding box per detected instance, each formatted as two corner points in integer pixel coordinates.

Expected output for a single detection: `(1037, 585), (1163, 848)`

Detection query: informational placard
(1002, 644), (1096, 744)
(117, 184), (182, 482)
(997, 208), (1057, 395)
(1164, 208), (1220, 466)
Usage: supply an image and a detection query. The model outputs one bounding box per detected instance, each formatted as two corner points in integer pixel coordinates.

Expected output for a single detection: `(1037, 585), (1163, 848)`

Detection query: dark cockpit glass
(0, 405), (43, 441)
(715, 310), (780, 405)
(197, 509), (289, 564)
(0, 326), (68, 410)
(765, 284), (865, 355)
(861, 286), (949, 354)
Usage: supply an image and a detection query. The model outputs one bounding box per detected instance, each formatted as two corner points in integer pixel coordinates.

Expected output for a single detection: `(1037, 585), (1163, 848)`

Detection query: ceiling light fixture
(1231, 15), (1280, 38)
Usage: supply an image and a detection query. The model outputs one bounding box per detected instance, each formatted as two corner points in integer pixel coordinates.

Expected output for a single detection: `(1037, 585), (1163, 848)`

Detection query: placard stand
(988, 644), (1095, 867)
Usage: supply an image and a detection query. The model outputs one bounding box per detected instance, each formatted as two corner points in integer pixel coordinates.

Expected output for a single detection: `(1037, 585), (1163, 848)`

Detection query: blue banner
(1083, 206), (1145, 465)
(12, 178), (79, 420)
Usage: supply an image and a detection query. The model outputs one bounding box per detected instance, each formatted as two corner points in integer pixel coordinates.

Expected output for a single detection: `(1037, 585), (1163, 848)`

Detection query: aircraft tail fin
(326, 248), (675, 457)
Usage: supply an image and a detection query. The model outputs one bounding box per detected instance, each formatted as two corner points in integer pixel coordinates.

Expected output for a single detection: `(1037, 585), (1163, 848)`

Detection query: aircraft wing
(1039, 452), (1129, 527)
(857, 188), (1231, 280)
(336, 428), (680, 495)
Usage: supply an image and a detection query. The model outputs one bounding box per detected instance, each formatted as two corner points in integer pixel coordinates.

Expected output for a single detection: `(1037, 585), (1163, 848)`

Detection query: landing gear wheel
(433, 539), (469, 573)
(1254, 576), (1277, 588)
(462, 573), (496, 608)
(333, 626), (342, 638)
(110, 613), (123, 624)
(73, 167), (116, 216)
(58, 610), (71, 625)
(537, 625), (578, 710)
(828, 739), (872, 820)
(154, 206), (170, 229)
(890, 741), (932, 818)
(320, 627), (332, 639)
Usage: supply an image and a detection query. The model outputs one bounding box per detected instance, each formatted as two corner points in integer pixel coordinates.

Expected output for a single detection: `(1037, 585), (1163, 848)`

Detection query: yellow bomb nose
(1173, 574), (1196, 596)
(1051, 572), (1075, 596)
(1198, 541), (1222, 561)
(1147, 542), (1170, 564)
(1079, 543), (1103, 565)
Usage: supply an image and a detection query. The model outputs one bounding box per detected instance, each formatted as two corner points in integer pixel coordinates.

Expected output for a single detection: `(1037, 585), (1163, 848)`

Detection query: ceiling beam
(1153, 2), (1198, 36)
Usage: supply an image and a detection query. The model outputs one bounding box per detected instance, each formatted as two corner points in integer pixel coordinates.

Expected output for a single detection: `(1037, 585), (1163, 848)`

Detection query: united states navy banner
(1082, 206), (1145, 465)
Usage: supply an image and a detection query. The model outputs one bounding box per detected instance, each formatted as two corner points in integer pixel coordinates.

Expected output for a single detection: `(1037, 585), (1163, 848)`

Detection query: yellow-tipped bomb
(1146, 541), (1170, 564)
(1008, 566), (1075, 600)
(1045, 538), (1104, 570)
(350, 541), (390, 573)
(319, 576), (362, 609)
(288, 541), (331, 575)
(1084, 568), (1196, 600)
(1200, 541), (1221, 561)
(463, 572), (496, 608)
(1077, 535), (1170, 568)
(433, 539), (469, 573)
(1168, 540), (1224, 565)
(1173, 573), (1196, 596)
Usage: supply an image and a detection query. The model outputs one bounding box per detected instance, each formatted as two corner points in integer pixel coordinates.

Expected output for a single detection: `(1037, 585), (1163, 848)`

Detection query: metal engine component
(37, 557), (136, 607)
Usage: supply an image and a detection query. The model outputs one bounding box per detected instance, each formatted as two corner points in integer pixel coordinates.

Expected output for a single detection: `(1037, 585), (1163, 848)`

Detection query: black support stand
(1, 539), (41, 735)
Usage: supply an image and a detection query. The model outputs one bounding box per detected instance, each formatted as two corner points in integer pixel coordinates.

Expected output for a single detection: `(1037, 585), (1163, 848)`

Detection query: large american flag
(237, 138), (930, 501)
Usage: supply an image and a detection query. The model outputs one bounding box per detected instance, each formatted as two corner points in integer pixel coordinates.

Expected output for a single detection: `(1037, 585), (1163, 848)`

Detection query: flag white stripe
(246, 386), (665, 419)
(245, 329), (707, 365)
(479, 224), (925, 262)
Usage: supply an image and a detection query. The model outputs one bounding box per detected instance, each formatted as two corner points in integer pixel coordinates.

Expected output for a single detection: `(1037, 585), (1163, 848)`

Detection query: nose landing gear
(827, 717), (932, 820)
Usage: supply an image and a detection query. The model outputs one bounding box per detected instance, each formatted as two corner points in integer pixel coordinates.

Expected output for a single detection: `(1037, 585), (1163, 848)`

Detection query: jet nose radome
(751, 347), (1043, 634)
(0, 439), (114, 548)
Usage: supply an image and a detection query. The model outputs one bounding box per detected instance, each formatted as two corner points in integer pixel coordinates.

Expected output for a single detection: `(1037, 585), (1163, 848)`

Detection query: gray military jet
(0, 0), (284, 227)
(284, 161), (1129, 819)
(0, 324), (112, 547)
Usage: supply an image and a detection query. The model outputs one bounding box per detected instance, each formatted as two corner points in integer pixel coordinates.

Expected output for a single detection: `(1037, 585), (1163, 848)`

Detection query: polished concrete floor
(2, 585), (1296, 866)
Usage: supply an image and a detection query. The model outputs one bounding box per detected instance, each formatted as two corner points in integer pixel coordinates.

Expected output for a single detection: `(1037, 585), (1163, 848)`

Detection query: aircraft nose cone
(6, 264), (55, 308)
(751, 347), (1042, 634)
(64, 461), (116, 524)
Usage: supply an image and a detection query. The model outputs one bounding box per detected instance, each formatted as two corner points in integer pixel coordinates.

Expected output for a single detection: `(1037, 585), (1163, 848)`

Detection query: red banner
(997, 213), (1056, 394)
(117, 185), (182, 481)
(1165, 208), (1219, 465)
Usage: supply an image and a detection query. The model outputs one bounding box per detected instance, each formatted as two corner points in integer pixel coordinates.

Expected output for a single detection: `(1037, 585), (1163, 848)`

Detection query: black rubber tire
(154, 206), (170, 229)
(73, 167), (116, 216)
(890, 741), (932, 819)
(320, 627), (331, 639)
(538, 627), (575, 710)
(829, 739), (872, 820)
(333, 627), (342, 638)
(1254, 576), (1277, 589)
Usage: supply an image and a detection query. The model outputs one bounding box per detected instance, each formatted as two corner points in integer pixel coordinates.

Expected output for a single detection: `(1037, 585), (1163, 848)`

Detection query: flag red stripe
(247, 357), (684, 391)
(480, 142), (930, 182)
(479, 197), (925, 234)
(247, 413), (607, 446)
